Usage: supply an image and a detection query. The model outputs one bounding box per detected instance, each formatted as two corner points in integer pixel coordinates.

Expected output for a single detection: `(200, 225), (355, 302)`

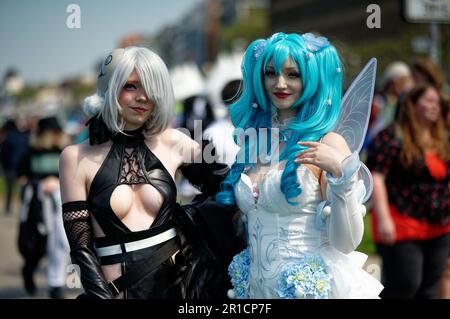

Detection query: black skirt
(173, 195), (246, 299)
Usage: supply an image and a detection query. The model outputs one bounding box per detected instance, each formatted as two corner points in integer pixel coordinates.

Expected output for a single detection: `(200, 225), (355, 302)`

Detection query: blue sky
(0, 0), (203, 84)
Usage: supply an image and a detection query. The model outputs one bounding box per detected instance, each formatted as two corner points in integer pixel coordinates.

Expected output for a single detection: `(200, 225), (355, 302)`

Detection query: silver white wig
(83, 46), (174, 137)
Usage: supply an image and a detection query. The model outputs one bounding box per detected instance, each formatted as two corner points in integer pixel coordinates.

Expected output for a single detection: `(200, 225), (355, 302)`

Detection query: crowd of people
(365, 57), (450, 299)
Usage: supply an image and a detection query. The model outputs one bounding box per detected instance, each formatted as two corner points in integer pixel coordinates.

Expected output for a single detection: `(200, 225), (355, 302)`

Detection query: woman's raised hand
(295, 141), (346, 178)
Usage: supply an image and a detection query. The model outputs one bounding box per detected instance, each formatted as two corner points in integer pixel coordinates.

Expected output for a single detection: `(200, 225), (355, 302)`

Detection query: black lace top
(62, 119), (242, 299)
(87, 127), (177, 236)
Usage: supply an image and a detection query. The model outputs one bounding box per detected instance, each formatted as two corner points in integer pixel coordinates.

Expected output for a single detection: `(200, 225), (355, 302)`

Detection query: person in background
(367, 85), (450, 298)
(203, 79), (241, 168)
(410, 57), (445, 91)
(438, 93), (450, 299)
(409, 58), (450, 299)
(170, 64), (216, 202)
(442, 93), (450, 130)
(17, 116), (71, 298)
(0, 119), (29, 215)
(366, 61), (414, 147)
(178, 95), (215, 142)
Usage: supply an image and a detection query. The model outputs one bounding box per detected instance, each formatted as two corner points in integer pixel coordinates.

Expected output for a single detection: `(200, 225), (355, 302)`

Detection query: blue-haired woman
(218, 32), (383, 299)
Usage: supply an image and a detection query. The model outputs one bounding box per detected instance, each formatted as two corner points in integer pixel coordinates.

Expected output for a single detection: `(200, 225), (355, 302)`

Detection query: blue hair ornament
(253, 40), (267, 60)
(302, 33), (329, 52)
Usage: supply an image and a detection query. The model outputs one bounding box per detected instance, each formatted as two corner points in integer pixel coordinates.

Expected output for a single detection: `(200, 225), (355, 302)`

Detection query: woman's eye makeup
(264, 69), (276, 77)
(264, 68), (300, 79)
(123, 83), (137, 90)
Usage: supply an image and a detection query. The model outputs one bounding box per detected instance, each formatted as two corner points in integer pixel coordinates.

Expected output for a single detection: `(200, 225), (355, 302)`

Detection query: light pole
(429, 22), (441, 66)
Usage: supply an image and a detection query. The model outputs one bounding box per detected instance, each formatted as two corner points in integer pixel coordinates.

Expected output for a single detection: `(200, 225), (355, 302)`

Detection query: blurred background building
(1, 0), (449, 120)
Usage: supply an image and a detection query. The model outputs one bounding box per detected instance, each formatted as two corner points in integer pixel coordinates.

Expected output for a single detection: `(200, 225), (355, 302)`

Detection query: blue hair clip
(304, 52), (314, 60)
(253, 40), (267, 60)
(302, 33), (329, 53)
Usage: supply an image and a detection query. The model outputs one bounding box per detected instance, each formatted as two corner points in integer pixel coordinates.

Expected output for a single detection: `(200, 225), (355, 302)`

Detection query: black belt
(94, 223), (177, 265)
(108, 236), (179, 297)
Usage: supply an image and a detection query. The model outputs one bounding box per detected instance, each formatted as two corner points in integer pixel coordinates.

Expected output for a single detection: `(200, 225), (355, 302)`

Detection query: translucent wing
(334, 58), (377, 203)
(359, 163), (373, 203)
(334, 58), (377, 153)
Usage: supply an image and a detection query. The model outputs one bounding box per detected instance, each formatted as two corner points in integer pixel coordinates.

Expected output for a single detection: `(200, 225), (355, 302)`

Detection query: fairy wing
(333, 58), (377, 203)
(334, 58), (377, 153)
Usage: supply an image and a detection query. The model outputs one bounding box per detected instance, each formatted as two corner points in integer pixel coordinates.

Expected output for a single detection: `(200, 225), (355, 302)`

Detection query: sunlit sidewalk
(0, 199), (82, 299)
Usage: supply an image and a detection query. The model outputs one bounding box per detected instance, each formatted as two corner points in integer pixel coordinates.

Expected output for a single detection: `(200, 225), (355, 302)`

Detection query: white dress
(231, 165), (383, 299)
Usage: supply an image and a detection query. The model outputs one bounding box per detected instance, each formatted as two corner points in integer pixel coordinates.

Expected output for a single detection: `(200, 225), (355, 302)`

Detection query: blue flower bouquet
(227, 248), (250, 299)
(277, 255), (332, 299)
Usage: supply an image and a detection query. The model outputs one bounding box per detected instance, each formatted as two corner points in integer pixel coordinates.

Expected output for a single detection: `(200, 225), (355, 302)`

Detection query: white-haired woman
(60, 47), (242, 299)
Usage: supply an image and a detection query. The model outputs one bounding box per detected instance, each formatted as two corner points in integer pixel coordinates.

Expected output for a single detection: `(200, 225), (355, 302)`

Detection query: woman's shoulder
(156, 128), (201, 150)
(60, 141), (110, 164)
(159, 127), (188, 142)
(60, 143), (83, 161)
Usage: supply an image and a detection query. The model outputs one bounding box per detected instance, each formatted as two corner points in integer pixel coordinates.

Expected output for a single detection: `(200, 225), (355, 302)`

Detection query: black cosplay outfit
(62, 117), (243, 299)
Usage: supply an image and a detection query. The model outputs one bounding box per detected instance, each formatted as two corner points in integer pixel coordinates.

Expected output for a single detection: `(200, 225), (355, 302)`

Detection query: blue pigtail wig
(216, 32), (343, 206)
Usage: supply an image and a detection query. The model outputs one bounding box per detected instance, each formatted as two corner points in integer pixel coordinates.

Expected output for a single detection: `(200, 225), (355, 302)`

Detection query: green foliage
(71, 81), (95, 104)
(0, 176), (4, 195)
(358, 213), (376, 256)
(15, 85), (42, 103)
(0, 176), (20, 203)
(14, 79), (94, 106)
(338, 24), (450, 89)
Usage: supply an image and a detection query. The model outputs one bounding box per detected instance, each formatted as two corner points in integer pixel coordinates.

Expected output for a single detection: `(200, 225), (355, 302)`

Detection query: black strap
(108, 237), (179, 297)
(86, 115), (112, 145)
(94, 222), (174, 248)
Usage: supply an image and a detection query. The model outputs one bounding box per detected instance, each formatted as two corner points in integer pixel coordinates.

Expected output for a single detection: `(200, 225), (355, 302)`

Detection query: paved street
(0, 199), (83, 299)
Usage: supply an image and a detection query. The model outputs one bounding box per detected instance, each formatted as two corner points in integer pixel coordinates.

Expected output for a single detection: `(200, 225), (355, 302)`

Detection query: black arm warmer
(62, 201), (114, 299)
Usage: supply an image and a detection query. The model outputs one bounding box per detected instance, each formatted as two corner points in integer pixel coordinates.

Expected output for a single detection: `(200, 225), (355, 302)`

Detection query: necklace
(272, 112), (295, 142)
(256, 113), (296, 164)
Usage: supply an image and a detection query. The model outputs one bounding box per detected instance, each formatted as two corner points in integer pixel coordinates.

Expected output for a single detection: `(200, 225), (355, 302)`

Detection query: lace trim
(118, 145), (147, 184)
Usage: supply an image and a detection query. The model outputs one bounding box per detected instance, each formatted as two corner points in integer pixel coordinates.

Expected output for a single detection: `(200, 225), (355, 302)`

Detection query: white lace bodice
(234, 165), (330, 298)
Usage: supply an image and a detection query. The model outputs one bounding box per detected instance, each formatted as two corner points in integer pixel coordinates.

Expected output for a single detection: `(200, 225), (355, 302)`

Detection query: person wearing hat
(17, 116), (71, 298)
(367, 61), (414, 144)
(59, 47), (242, 299)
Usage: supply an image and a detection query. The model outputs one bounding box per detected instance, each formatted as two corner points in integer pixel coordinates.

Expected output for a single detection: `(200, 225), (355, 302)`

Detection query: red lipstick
(274, 92), (291, 99)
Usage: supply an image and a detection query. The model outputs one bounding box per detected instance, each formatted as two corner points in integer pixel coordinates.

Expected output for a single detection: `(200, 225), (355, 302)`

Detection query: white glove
(323, 152), (365, 254)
